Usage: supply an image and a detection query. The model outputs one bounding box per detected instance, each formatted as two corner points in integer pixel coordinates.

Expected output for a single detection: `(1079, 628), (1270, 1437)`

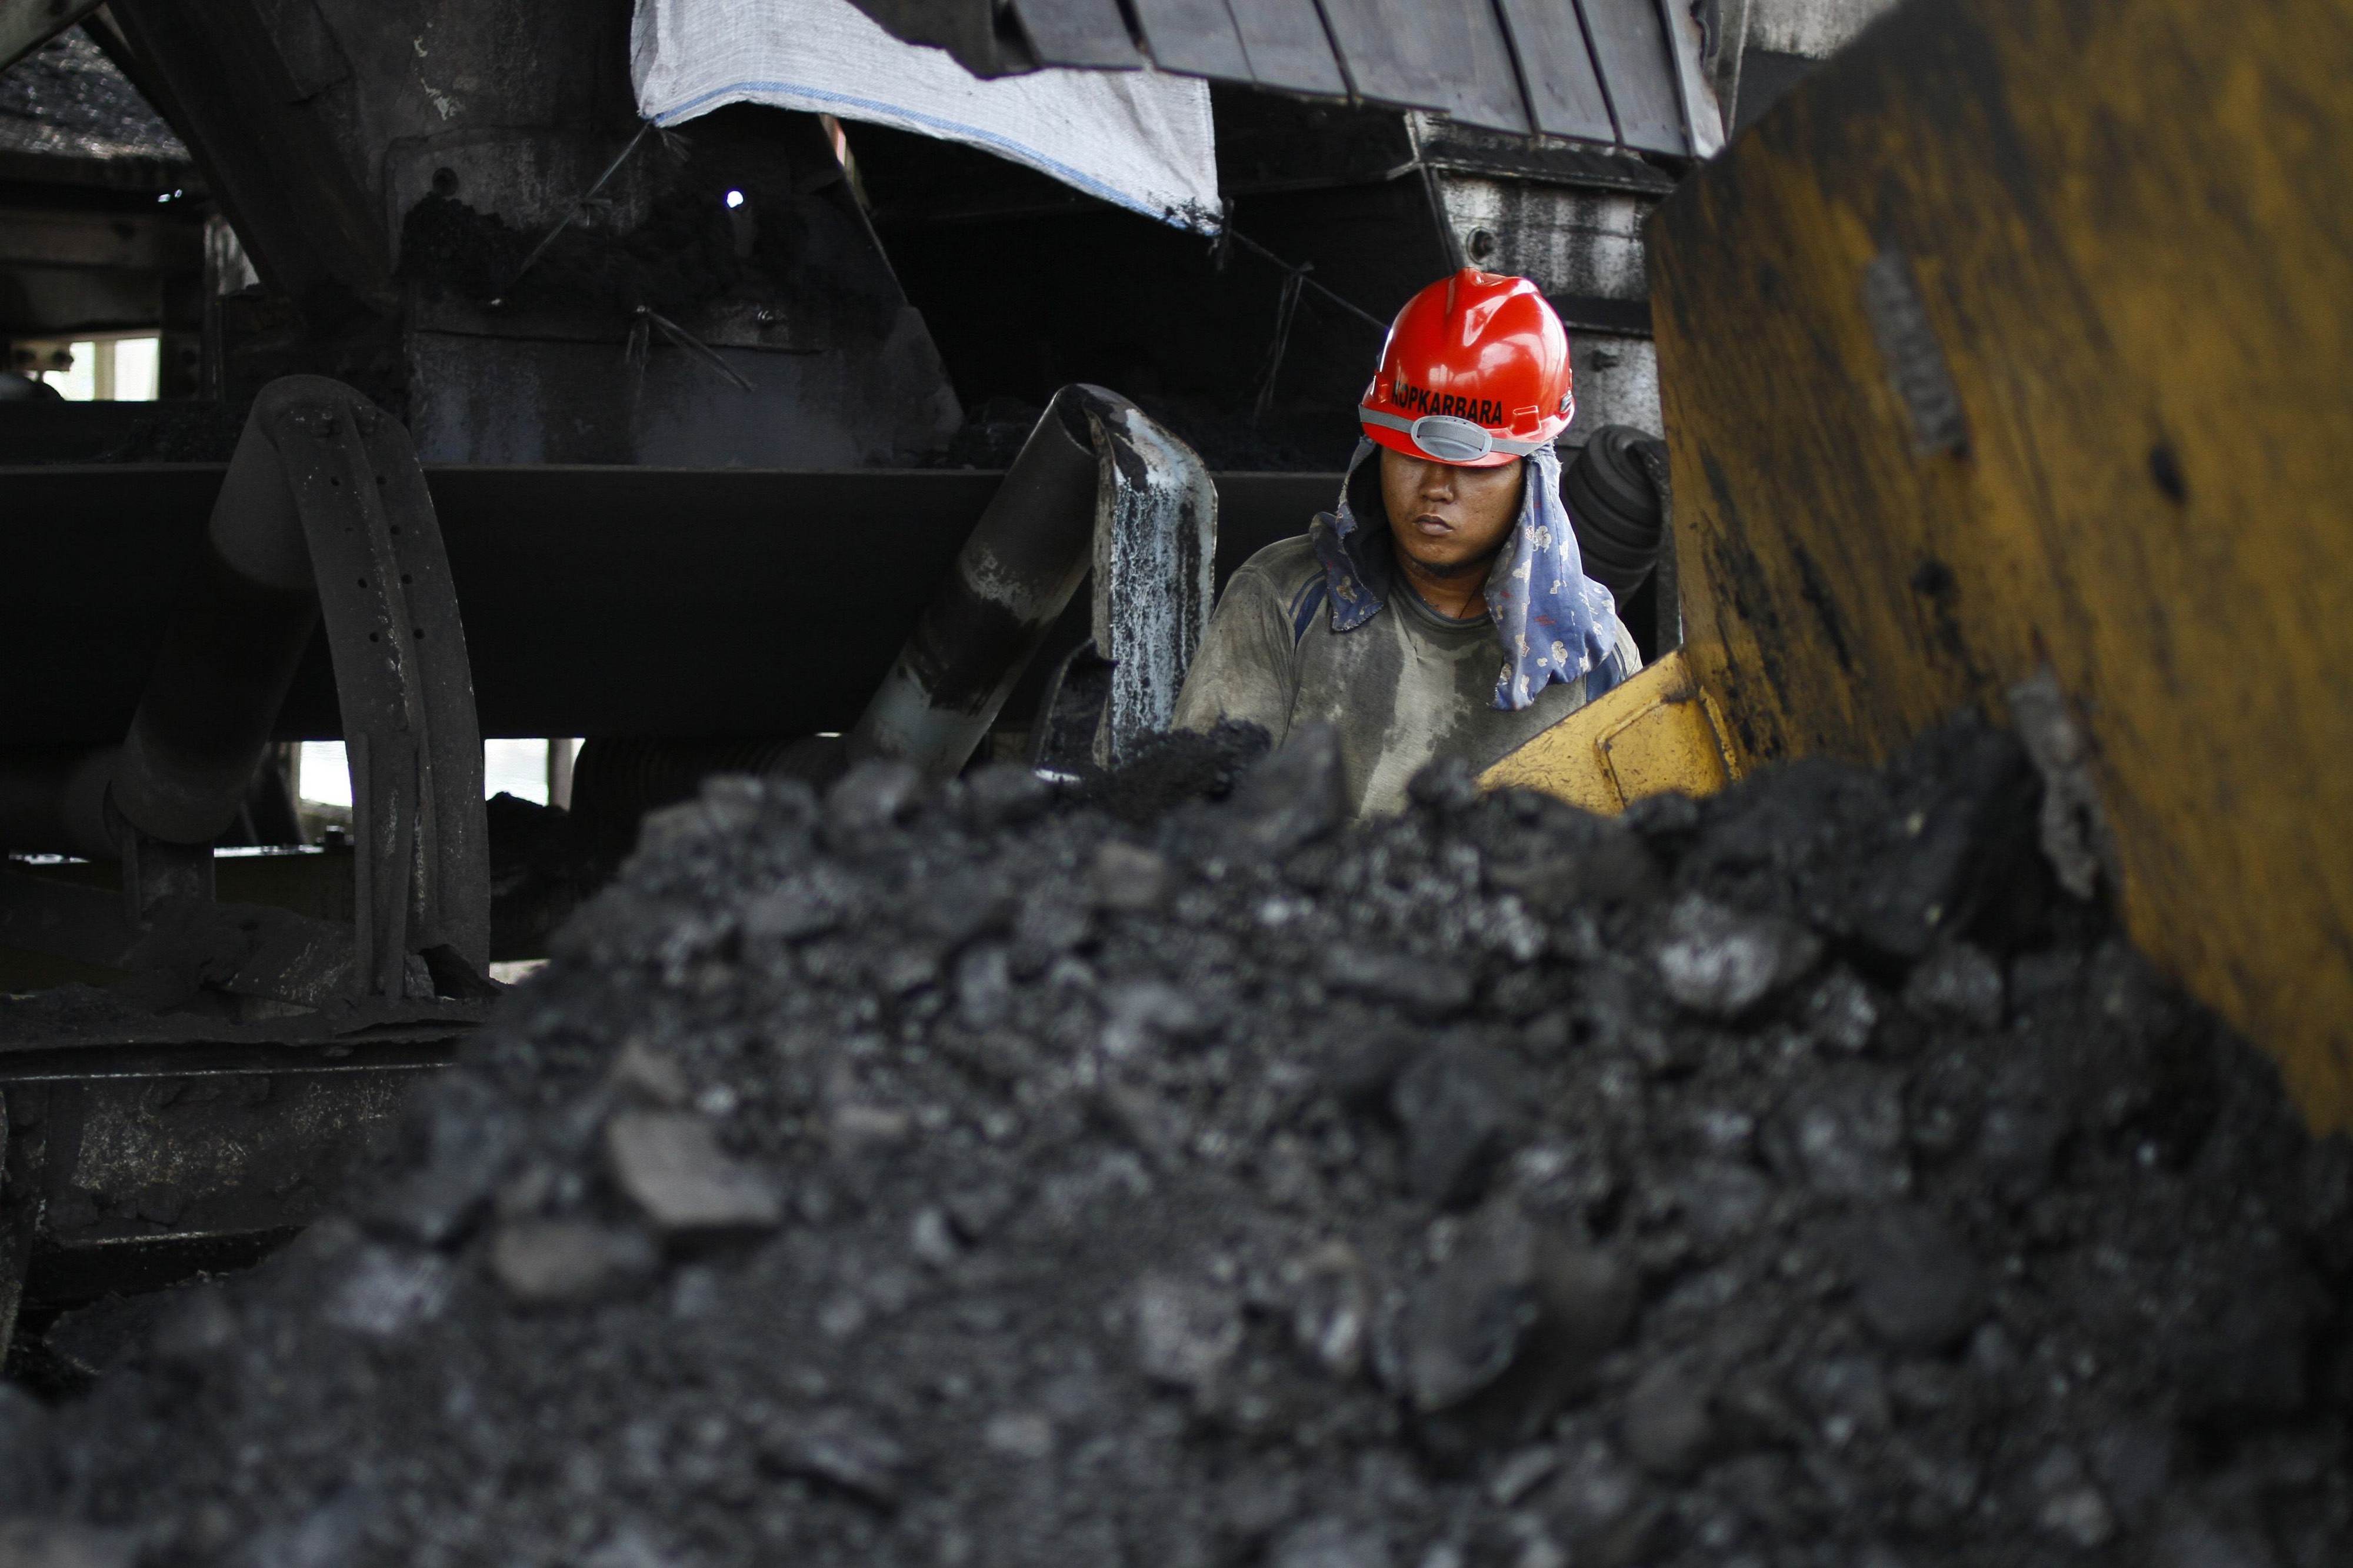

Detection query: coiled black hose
(1561, 424), (1669, 603)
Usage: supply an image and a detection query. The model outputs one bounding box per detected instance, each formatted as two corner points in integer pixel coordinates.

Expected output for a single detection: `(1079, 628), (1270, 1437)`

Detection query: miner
(1172, 269), (1640, 818)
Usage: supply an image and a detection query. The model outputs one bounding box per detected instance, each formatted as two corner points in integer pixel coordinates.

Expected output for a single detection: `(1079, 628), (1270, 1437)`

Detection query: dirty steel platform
(0, 1005), (464, 1322)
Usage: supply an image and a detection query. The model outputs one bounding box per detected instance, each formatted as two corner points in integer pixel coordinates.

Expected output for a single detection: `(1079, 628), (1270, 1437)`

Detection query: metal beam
(0, 208), (203, 273)
(0, 465), (1339, 746)
(0, 1031), (457, 1317)
(101, 0), (394, 316)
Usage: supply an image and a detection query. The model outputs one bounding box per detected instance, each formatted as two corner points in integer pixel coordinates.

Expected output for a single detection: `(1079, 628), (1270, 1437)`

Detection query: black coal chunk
(1829, 1205), (1987, 1352)
(1390, 1038), (1516, 1206)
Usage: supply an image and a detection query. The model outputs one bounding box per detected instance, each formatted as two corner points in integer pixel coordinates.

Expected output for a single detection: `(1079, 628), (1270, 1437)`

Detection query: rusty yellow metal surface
(1648, 0), (2353, 1125)
(1480, 650), (1738, 813)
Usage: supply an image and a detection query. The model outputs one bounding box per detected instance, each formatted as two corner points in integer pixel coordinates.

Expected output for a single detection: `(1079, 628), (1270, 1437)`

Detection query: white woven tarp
(630, 0), (1219, 231)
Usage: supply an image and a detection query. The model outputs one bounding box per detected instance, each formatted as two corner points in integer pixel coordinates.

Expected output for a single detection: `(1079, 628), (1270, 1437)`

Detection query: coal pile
(9, 719), (2349, 1568)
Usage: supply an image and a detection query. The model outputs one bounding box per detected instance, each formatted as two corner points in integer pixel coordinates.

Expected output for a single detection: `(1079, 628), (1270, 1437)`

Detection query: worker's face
(1379, 448), (1525, 576)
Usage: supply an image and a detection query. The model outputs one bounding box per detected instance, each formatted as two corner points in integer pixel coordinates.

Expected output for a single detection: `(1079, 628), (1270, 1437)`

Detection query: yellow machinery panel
(1648, 0), (2353, 1124)
(1482, 651), (1739, 813)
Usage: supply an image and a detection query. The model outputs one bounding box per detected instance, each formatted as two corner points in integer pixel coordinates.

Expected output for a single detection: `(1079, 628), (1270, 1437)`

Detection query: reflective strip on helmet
(1359, 406), (1546, 461)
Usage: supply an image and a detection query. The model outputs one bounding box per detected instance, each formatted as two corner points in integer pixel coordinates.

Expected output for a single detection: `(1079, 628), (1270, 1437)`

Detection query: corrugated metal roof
(849, 0), (1725, 158)
(0, 32), (188, 168)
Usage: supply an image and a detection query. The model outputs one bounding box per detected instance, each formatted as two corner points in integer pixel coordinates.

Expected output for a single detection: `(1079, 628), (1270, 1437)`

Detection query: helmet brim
(1364, 422), (1514, 468)
(1359, 415), (1558, 469)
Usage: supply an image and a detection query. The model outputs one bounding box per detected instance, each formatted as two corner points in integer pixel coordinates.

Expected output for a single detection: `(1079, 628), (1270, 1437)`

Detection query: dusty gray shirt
(1172, 535), (1639, 819)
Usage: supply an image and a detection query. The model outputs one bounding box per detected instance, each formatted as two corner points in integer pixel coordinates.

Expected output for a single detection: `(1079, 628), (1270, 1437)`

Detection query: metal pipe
(109, 383), (325, 845)
(845, 385), (1108, 782)
(0, 387), (320, 858)
(0, 746), (118, 859)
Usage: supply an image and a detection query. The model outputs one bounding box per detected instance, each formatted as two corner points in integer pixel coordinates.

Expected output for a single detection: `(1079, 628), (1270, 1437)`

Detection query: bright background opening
(24, 334), (160, 401)
(299, 739), (581, 809)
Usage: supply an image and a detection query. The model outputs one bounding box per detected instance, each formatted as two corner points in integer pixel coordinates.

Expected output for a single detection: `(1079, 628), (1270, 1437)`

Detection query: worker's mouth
(1410, 512), (1455, 537)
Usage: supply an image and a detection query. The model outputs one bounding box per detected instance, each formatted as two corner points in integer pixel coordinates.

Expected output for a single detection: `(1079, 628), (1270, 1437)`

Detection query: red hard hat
(1359, 269), (1574, 468)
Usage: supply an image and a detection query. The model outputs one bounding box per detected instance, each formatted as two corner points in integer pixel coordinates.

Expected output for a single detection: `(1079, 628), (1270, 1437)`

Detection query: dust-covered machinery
(14, 0), (2342, 1365)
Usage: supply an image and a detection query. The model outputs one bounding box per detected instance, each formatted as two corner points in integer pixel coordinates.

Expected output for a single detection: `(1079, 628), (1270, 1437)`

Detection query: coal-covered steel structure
(0, 0), (1727, 1327)
(0, 445), (1329, 1334)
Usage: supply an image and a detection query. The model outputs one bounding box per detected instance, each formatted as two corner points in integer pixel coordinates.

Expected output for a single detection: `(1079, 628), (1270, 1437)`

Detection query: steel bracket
(260, 384), (489, 996)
